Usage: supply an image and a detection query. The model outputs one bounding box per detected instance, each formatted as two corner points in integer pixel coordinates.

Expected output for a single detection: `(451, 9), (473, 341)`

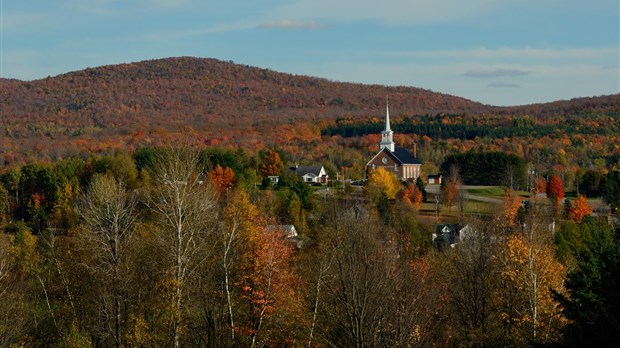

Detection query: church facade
(366, 102), (422, 181)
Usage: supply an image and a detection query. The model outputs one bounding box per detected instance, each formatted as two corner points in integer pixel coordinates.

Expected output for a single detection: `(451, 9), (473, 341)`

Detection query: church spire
(380, 97), (395, 152)
(385, 97), (391, 131)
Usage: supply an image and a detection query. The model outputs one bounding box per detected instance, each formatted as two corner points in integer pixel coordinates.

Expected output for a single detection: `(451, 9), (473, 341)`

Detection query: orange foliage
(210, 165), (237, 194)
(568, 195), (592, 223)
(402, 183), (423, 210)
(501, 189), (522, 227)
(258, 149), (283, 178)
(534, 178), (547, 195)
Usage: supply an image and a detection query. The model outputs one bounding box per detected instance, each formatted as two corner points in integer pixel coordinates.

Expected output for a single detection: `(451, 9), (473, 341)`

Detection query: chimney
(413, 143), (417, 158)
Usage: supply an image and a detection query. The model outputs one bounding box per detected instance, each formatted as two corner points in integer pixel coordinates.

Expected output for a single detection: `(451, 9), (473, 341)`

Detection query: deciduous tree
(78, 174), (138, 348)
(210, 164), (237, 194)
(258, 149), (283, 178)
(149, 147), (218, 348)
(568, 195), (592, 223)
(498, 224), (566, 344)
(367, 167), (400, 199)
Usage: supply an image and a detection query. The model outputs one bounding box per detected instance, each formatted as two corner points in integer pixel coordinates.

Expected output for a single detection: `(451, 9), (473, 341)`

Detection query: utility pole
(435, 195), (440, 224)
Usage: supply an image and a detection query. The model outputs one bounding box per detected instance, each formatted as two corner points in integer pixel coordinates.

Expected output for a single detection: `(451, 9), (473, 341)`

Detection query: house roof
(392, 147), (422, 165)
(294, 166), (324, 177)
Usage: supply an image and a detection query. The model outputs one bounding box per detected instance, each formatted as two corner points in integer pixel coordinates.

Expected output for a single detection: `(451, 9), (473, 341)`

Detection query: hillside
(1, 57), (619, 164)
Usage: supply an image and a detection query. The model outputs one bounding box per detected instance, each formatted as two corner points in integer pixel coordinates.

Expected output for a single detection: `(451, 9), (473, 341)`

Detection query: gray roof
(392, 147), (421, 165)
(294, 166), (323, 176)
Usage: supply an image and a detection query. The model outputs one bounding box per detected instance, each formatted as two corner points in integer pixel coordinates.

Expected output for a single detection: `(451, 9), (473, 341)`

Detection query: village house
(292, 165), (329, 185)
(366, 101), (422, 181)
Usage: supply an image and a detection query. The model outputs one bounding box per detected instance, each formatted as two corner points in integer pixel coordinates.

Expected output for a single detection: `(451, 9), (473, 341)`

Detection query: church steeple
(380, 97), (395, 152)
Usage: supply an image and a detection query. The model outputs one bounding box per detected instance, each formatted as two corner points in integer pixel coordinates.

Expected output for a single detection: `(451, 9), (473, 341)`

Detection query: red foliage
(546, 175), (565, 203)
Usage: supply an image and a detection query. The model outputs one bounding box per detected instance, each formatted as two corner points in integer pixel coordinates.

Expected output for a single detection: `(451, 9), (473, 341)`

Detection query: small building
(265, 224), (306, 248)
(432, 224), (474, 248)
(292, 165), (329, 184)
(428, 174), (442, 185)
(267, 175), (280, 184)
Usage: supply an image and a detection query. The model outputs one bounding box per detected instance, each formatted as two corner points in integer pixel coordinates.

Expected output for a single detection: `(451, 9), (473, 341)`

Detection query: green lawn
(465, 186), (530, 198)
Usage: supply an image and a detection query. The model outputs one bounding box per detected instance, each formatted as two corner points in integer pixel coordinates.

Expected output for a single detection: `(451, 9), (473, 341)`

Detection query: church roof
(392, 147), (422, 165)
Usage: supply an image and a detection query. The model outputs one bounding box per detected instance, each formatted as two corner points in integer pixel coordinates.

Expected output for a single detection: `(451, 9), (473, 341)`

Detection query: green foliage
(415, 176), (428, 202)
(603, 170), (620, 211)
(440, 151), (527, 188)
(261, 177), (273, 189)
(578, 169), (605, 197)
(110, 150), (138, 188)
(322, 113), (618, 139)
(133, 146), (160, 172)
(556, 220), (620, 346)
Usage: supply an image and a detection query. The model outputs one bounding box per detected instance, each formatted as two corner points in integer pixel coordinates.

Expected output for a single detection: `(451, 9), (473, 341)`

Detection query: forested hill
(2, 56), (483, 121)
(1, 56), (619, 163)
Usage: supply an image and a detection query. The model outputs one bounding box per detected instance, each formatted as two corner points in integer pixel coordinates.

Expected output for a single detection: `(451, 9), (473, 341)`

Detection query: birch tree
(149, 147), (218, 348)
(79, 174), (138, 348)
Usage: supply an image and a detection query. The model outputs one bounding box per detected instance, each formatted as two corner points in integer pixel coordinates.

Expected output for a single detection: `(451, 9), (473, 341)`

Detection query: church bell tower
(380, 99), (395, 152)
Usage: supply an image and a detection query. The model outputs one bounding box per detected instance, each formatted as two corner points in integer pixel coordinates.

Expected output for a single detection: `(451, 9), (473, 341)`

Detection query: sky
(1, 0), (619, 106)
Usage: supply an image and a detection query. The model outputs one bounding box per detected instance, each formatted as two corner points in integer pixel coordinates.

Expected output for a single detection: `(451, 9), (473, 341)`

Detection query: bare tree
(319, 215), (438, 347)
(441, 219), (502, 344)
(79, 174), (138, 348)
(148, 147), (218, 348)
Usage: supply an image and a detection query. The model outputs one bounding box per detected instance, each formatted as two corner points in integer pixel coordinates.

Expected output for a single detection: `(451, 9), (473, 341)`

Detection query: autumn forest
(0, 57), (619, 347)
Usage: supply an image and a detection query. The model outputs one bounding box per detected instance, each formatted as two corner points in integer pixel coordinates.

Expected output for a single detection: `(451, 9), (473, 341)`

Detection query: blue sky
(1, 0), (618, 106)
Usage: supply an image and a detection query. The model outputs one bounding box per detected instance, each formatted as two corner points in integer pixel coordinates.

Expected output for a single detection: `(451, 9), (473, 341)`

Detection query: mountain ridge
(1, 56), (618, 164)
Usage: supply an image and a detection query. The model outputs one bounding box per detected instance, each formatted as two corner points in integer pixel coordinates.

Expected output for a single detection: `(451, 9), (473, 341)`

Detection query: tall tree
(149, 147), (218, 348)
(498, 217), (566, 344)
(219, 189), (259, 346)
(258, 149), (283, 178)
(441, 166), (462, 211)
(546, 175), (565, 204)
(79, 174), (138, 348)
(556, 221), (620, 346)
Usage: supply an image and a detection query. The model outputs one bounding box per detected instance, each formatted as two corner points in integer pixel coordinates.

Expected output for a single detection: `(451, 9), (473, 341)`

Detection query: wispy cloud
(463, 68), (530, 78)
(0, 12), (50, 31)
(396, 46), (619, 60)
(267, 0), (538, 24)
(601, 65), (620, 70)
(488, 82), (521, 88)
(257, 20), (326, 30)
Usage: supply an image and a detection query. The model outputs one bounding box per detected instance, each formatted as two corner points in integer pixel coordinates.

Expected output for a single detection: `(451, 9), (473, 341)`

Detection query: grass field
(465, 186), (530, 198)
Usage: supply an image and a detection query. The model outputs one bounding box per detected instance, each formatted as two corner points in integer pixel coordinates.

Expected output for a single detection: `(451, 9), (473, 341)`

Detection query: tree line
(321, 113), (618, 139)
(0, 146), (619, 346)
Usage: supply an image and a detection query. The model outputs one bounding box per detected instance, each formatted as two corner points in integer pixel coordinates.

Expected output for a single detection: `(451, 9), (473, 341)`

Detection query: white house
(292, 166), (329, 184)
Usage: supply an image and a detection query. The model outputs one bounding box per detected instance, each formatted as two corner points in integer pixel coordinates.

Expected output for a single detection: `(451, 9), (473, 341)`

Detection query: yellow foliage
(367, 167), (401, 199)
(499, 234), (566, 343)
